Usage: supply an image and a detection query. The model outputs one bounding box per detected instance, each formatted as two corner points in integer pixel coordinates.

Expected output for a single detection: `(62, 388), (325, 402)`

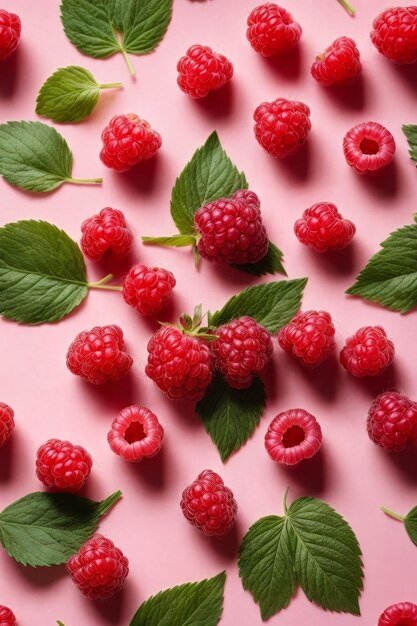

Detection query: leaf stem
(283, 487), (290, 514)
(68, 178), (103, 185)
(381, 506), (405, 522)
(120, 46), (135, 77)
(88, 274), (122, 292)
(99, 82), (123, 90)
(337, 0), (355, 16)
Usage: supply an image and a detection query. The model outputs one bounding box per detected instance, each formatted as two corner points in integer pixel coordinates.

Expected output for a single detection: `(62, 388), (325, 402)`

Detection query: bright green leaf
(403, 125), (417, 165)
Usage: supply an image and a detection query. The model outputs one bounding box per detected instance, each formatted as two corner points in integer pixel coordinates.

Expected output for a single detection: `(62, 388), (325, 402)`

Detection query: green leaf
(232, 241), (286, 277)
(382, 504), (417, 548)
(196, 375), (266, 462)
(0, 490), (121, 567)
(129, 571), (226, 626)
(0, 220), (89, 324)
(403, 125), (417, 165)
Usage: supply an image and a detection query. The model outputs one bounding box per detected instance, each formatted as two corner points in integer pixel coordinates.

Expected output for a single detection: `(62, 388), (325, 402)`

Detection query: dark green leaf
(405, 506), (417, 547)
(403, 125), (417, 165)
(232, 241), (286, 276)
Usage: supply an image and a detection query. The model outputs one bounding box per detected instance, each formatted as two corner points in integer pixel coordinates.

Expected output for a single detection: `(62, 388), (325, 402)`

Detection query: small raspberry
(212, 316), (273, 389)
(367, 392), (417, 452)
(66, 325), (133, 385)
(0, 606), (16, 626)
(108, 405), (164, 462)
(36, 439), (92, 491)
(194, 189), (269, 265)
(371, 7), (417, 65)
(67, 534), (129, 600)
(122, 264), (176, 316)
(80, 207), (133, 261)
(311, 37), (361, 86)
(100, 113), (162, 172)
(177, 44), (233, 99)
(278, 310), (335, 367)
(254, 98), (311, 158)
(343, 121), (396, 175)
(247, 3), (302, 57)
(180, 469), (237, 536)
(340, 325), (395, 377)
(0, 402), (14, 448)
(0, 10), (21, 62)
(265, 408), (323, 466)
(294, 202), (356, 253)
(378, 602), (417, 626)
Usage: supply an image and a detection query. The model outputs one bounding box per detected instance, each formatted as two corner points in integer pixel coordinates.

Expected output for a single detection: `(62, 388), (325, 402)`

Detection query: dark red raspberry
(66, 325), (133, 385)
(247, 3), (302, 57)
(311, 37), (361, 85)
(254, 98), (311, 158)
(177, 44), (233, 99)
(108, 405), (164, 462)
(278, 310), (335, 367)
(212, 316), (273, 389)
(343, 121), (396, 175)
(265, 408), (322, 466)
(0, 10), (21, 62)
(100, 113), (162, 172)
(81, 207), (133, 261)
(194, 189), (269, 265)
(122, 264), (176, 316)
(0, 402), (14, 448)
(367, 392), (417, 452)
(371, 7), (417, 65)
(294, 202), (356, 253)
(340, 325), (395, 377)
(0, 606), (16, 626)
(378, 602), (417, 626)
(180, 469), (237, 536)
(36, 439), (92, 491)
(67, 534), (129, 600)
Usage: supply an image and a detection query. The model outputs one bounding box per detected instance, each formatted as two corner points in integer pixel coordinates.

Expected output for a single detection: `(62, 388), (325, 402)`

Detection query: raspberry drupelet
(0, 10), (21, 62)
(81, 207), (133, 261)
(254, 98), (311, 158)
(265, 408), (322, 466)
(371, 7), (417, 64)
(246, 3), (302, 57)
(340, 325), (394, 377)
(177, 45), (233, 98)
(0, 402), (14, 448)
(343, 122), (396, 175)
(294, 202), (356, 253)
(122, 264), (176, 316)
(108, 405), (164, 462)
(278, 310), (335, 367)
(100, 113), (161, 172)
(378, 602), (417, 626)
(36, 439), (92, 491)
(367, 392), (417, 452)
(0, 606), (16, 626)
(311, 37), (361, 86)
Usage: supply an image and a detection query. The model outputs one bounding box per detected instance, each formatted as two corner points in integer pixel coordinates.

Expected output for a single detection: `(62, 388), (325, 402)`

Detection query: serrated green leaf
(0, 491), (121, 567)
(405, 507), (417, 546)
(232, 241), (286, 277)
(129, 571), (226, 626)
(403, 125), (417, 165)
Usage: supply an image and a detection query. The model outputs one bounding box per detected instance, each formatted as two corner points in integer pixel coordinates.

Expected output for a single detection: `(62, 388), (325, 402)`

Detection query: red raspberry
(67, 534), (129, 600)
(378, 602), (417, 626)
(0, 10), (21, 62)
(36, 439), (92, 491)
(66, 325), (133, 385)
(180, 469), (237, 536)
(371, 7), (417, 65)
(81, 207), (133, 262)
(247, 3), (302, 57)
(122, 264), (176, 316)
(0, 402), (14, 448)
(194, 190), (269, 265)
(177, 44), (233, 99)
(108, 405), (164, 462)
(0, 606), (16, 626)
(294, 202), (356, 253)
(254, 98), (311, 158)
(340, 325), (395, 377)
(100, 113), (162, 172)
(278, 310), (335, 367)
(265, 408), (323, 466)
(212, 316), (273, 389)
(311, 37), (361, 86)
(343, 121), (396, 175)
(367, 392), (417, 452)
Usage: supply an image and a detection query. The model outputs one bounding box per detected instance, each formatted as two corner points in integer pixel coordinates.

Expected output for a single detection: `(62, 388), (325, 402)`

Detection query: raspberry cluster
(294, 202), (356, 253)
(0, 9), (21, 61)
(340, 325), (395, 377)
(177, 45), (233, 98)
(108, 405), (164, 462)
(81, 207), (133, 261)
(265, 408), (323, 466)
(122, 264), (176, 316)
(278, 310), (335, 367)
(367, 392), (417, 452)
(246, 3), (302, 57)
(36, 439), (93, 491)
(253, 98), (311, 158)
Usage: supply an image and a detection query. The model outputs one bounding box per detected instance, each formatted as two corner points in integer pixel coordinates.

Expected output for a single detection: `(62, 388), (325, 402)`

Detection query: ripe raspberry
(254, 98), (311, 158)
(0, 402), (14, 448)
(371, 7), (417, 65)
(177, 45), (233, 99)
(100, 113), (162, 172)
(108, 405), (164, 462)
(265, 408), (323, 466)
(0, 606), (16, 626)
(0, 10), (21, 62)
(36, 439), (92, 491)
(247, 4), (302, 57)
(367, 392), (417, 452)
(80, 207), (133, 261)
(340, 325), (395, 377)
(343, 121), (396, 175)
(278, 310), (335, 367)
(212, 316), (273, 389)
(122, 264), (176, 316)
(378, 602), (417, 626)
(180, 469), (237, 536)
(311, 37), (361, 86)
(67, 534), (129, 600)
(294, 202), (356, 253)
(66, 325), (133, 385)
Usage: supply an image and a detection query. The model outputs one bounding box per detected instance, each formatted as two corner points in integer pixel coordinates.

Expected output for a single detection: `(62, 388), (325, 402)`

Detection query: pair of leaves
(382, 503), (417, 548)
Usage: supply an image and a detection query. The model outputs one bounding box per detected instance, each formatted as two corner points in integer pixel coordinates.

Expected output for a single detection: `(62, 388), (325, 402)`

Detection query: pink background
(1, 0), (417, 624)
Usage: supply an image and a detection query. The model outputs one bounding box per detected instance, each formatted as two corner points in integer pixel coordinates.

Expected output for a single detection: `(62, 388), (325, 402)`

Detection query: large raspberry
(108, 405), (164, 462)
(0, 606), (16, 626)
(246, 3), (302, 57)
(122, 264), (176, 316)
(66, 325), (133, 385)
(0, 10), (21, 62)
(367, 392), (417, 452)
(371, 7), (417, 64)
(278, 310), (335, 367)
(67, 535), (129, 600)
(177, 44), (233, 99)
(311, 37), (361, 85)
(265, 408), (323, 466)
(81, 207), (133, 261)
(36, 439), (93, 491)
(254, 98), (311, 158)
(340, 325), (395, 377)
(294, 202), (356, 253)
(0, 402), (14, 448)
(378, 602), (417, 626)
(343, 121), (396, 175)
(180, 469), (237, 536)
(100, 113), (162, 172)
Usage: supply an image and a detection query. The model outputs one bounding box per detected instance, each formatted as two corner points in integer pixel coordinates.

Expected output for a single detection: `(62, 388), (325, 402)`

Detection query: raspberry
(0, 606), (16, 626)
(265, 408), (323, 466)
(340, 325), (395, 377)
(194, 190), (269, 265)
(367, 392), (417, 452)
(212, 316), (273, 389)
(80, 207), (133, 261)
(294, 202), (356, 253)
(0, 402), (14, 448)
(0, 10), (21, 62)
(122, 264), (176, 316)
(311, 37), (361, 86)
(108, 405), (164, 462)
(177, 45), (233, 99)
(343, 121), (396, 175)
(66, 325), (133, 385)
(36, 439), (92, 491)
(278, 310), (335, 367)
(246, 4), (302, 57)
(371, 7), (417, 65)
(67, 534), (129, 600)
(254, 98), (311, 158)
(378, 602), (417, 626)
(100, 113), (162, 172)
(180, 470), (237, 536)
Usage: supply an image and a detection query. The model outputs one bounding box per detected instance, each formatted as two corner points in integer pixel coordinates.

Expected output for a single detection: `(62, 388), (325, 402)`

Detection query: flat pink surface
(1, 1), (417, 624)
